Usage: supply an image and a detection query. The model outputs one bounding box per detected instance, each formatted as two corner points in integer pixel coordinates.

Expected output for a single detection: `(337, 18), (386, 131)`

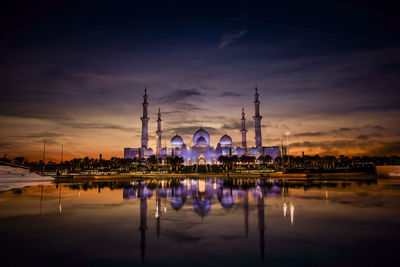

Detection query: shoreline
(54, 171), (378, 181)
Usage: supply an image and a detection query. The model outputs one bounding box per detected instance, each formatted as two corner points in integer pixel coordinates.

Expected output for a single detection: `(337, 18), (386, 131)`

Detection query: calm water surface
(1, 178), (400, 266)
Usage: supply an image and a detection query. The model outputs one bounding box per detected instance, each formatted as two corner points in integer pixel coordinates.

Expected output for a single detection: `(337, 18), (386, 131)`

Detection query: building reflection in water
(283, 202), (287, 218)
(257, 186), (265, 263)
(290, 202), (295, 226)
(122, 178), (296, 262)
(244, 189), (249, 238)
(138, 182), (148, 260)
(155, 187), (161, 240)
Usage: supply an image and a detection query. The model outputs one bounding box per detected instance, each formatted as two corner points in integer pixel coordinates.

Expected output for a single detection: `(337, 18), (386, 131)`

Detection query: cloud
(371, 125), (386, 131)
(356, 133), (382, 140)
(219, 30), (247, 49)
(20, 131), (65, 138)
(356, 134), (370, 140)
(62, 122), (137, 132)
(159, 88), (205, 102)
(218, 91), (244, 97)
(293, 131), (326, 137)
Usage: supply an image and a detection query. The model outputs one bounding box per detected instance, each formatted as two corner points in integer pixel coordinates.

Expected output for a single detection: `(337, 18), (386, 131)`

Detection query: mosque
(124, 87), (283, 164)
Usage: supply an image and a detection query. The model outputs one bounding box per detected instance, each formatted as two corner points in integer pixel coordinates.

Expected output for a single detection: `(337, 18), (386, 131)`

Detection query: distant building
(124, 86), (283, 164)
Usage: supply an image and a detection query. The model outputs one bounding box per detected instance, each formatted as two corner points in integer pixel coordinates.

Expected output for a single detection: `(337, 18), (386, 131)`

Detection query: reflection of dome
(170, 196), (186, 210)
(171, 135), (184, 147)
(193, 127), (210, 145)
(193, 198), (211, 217)
(219, 134), (232, 147)
(196, 136), (208, 147)
(220, 195), (234, 209)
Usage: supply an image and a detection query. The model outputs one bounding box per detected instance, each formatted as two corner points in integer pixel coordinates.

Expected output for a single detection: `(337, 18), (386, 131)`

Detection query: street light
(286, 131), (290, 166)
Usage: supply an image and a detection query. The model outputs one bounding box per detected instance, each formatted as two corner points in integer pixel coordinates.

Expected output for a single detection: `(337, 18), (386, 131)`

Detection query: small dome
(220, 195), (234, 209)
(196, 136), (208, 147)
(193, 127), (210, 145)
(170, 196), (186, 210)
(219, 134), (232, 146)
(171, 135), (184, 147)
(143, 148), (153, 156)
(250, 147), (258, 154)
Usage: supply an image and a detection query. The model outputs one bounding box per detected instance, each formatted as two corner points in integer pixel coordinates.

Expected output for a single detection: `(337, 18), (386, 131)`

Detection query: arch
(197, 155), (206, 165)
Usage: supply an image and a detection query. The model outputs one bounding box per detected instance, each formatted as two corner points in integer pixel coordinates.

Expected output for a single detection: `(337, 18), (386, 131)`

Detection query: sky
(1, 0), (400, 161)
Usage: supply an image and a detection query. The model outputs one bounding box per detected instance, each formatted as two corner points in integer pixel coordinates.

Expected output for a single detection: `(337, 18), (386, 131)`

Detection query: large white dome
(171, 135), (184, 147)
(219, 134), (232, 147)
(193, 127), (210, 145)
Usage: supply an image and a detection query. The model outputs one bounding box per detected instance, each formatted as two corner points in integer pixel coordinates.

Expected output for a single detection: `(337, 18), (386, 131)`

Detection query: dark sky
(1, 0), (400, 160)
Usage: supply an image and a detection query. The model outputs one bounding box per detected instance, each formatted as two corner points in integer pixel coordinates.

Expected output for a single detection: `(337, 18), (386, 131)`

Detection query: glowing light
(290, 202), (295, 226)
(199, 180), (206, 193)
(283, 202), (287, 218)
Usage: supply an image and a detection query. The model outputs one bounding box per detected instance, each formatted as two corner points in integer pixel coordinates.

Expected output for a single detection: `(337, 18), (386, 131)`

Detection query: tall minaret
(141, 87), (150, 149)
(156, 107), (162, 156)
(253, 87), (263, 148)
(240, 106), (247, 152)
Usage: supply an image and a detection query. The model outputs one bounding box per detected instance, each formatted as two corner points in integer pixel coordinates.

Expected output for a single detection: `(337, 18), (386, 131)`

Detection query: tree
(13, 156), (26, 165)
(147, 155), (158, 169)
(218, 156), (229, 170)
(258, 155), (272, 167)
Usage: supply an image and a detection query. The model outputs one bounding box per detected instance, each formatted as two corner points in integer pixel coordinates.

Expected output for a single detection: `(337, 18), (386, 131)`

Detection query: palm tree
(174, 157), (184, 171)
(13, 156), (26, 166)
(147, 155), (158, 169)
(218, 155), (229, 170)
(240, 155), (248, 167)
(258, 155), (272, 167)
(230, 155), (238, 170)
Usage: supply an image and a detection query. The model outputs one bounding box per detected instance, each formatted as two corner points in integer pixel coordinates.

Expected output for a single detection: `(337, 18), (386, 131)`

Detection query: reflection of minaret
(243, 189), (249, 238)
(240, 106), (248, 153)
(155, 187), (161, 240)
(58, 185), (62, 214)
(156, 108), (162, 156)
(141, 87), (150, 149)
(138, 185), (147, 260)
(253, 87), (263, 148)
(258, 188), (265, 263)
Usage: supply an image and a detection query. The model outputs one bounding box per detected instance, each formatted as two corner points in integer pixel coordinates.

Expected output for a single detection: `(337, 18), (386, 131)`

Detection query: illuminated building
(124, 87), (283, 164)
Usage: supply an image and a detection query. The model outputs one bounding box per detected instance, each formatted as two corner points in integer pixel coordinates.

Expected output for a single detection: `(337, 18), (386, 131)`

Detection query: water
(0, 178), (399, 266)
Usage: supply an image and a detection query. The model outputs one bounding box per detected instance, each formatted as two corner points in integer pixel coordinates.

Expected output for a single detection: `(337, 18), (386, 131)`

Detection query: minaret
(141, 87), (150, 149)
(253, 87), (263, 148)
(240, 106), (248, 152)
(156, 107), (162, 156)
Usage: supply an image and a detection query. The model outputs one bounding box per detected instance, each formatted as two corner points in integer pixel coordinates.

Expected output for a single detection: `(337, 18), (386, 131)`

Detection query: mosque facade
(124, 87), (283, 164)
